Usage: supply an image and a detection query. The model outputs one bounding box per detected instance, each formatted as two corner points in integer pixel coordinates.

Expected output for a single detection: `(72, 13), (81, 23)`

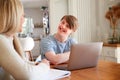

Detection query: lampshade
(19, 37), (34, 51)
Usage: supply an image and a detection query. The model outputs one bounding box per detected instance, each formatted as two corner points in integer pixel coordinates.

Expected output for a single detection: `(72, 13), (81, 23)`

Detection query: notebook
(39, 69), (71, 80)
(54, 42), (103, 71)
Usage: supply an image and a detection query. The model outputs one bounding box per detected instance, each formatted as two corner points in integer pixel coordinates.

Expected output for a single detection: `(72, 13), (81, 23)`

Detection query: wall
(24, 8), (43, 25)
(49, 0), (68, 35)
(69, 0), (98, 42)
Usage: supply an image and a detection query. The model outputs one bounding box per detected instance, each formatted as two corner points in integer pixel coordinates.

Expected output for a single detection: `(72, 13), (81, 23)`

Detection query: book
(35, 56), (71, 79)
(48, 69), (71, 80)
(40, 69), (71, 80)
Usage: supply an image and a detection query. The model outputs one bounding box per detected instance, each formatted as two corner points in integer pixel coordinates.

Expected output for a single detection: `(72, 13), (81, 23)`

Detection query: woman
(38, 15), (79, 65)
(0, 0), (50, 80)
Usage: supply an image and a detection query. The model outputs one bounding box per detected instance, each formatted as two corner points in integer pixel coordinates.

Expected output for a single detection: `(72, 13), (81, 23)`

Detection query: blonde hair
(0, 0), (24, 58)
(13, 35), (25, 58)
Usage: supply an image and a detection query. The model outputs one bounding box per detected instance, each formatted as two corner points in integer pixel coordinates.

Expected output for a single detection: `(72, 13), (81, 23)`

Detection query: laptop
(54, 42), (103, 71)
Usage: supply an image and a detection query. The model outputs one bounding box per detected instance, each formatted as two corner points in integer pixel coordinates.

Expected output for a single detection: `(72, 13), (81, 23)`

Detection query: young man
(40, 15), (78, 65)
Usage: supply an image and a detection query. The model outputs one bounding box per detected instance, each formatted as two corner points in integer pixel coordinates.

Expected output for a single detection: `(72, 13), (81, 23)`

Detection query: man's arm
(45, 51), (70, 65)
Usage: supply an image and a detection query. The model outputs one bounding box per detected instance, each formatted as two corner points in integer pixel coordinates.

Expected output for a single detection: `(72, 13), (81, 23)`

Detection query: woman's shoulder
(0, 35), (12, 48)
(0, 34), (7, 42)
(0, 34), (5, 38)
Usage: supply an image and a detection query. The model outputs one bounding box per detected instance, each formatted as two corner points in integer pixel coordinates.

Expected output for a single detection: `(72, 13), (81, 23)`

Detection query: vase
(108, 37), (118, 44)
(108, 27), (119, 44)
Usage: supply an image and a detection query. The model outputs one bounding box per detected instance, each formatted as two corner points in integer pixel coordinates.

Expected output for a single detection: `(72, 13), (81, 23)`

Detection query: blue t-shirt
(40, 35), (77, 59)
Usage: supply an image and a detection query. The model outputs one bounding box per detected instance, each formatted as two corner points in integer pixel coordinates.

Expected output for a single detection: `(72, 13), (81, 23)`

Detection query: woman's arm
(0, 37), (50, 80)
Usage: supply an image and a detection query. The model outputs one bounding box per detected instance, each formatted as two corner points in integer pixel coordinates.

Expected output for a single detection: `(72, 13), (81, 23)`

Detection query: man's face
(57, 19), (73, 37)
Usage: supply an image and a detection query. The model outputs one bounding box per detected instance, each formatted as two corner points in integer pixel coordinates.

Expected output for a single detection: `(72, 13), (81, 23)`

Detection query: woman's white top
(0, 34), (50, 80)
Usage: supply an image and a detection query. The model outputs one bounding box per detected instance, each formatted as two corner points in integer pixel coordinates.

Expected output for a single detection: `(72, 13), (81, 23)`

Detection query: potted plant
(105, 4), (120, 43)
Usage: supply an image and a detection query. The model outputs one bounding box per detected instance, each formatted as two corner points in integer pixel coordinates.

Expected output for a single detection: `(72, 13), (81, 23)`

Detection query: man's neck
(54, 33), (68, 43)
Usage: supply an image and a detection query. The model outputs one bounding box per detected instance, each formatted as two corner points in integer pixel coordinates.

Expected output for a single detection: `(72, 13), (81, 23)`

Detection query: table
(58, 60), (120, 80)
